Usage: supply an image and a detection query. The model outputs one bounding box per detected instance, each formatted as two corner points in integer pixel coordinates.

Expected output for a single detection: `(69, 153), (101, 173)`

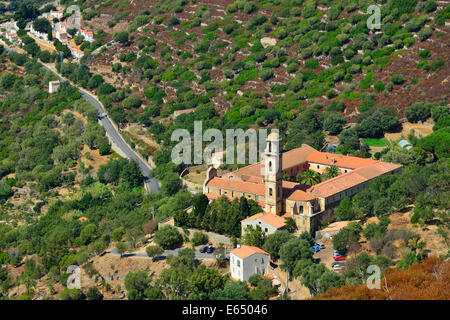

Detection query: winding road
(3, 44), (160, 192)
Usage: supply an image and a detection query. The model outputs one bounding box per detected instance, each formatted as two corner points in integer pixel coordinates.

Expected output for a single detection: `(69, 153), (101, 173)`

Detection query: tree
(241, 225), (266, 247)
(86, 287), (103, 300)
(211, 280), (250, 300)
(124, 270), (151, 300)
(146, 245), (164, 258)
(323, 165), (340, 180)
(332, 223), (362, 253)
(190, 265), (225, 299)
(284, 217), (296, 232)
(114, 31), (129, 44)
(33, 18), (51, 34)
(116, 242), (128, 258)
(336, 197), (355, 221)
(279, 237), (313, 273)
(0, 180), (12, 204)
(154, 225), (182, 249)
(161, 172), (181, 196)
(321, 112), (346, 135)
(191, 231), (209, 246)
(296, 170), (321, 185)
(112, 227), (125, 241)
(59, 288), (84, 300)
(263, 230), (294, 260)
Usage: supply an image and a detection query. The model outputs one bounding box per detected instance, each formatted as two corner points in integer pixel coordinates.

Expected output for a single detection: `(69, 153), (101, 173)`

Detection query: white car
(333, 264), (345, 271)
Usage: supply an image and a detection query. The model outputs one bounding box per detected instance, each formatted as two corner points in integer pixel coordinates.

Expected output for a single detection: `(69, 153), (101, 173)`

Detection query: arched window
(269, 161), (272, 172)
(268, 142), (272, 152)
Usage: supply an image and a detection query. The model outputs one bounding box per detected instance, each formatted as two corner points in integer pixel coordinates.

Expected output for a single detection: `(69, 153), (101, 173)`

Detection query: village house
(70, 47), (84, 59)
(48, 81), (60, 93)
(30, 24), (48, 41)
(203, 133), (402, 233)
(50, 10), (64, 20)
(241, 212), (287, 236)
(230, 245), (270, 281)
(78, 28), (94, 42)
(56, 30), (68, 42)
(6, 32), (19, 43)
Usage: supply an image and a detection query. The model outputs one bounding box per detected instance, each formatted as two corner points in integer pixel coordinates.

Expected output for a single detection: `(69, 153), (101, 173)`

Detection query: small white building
(230, 245), (270, 282)
(30, 25), (48, 41)
(6, 32), (19, 43)
(50, 10), (64, 20)
(241, 212), (286, 236)
(78, 28), (94, 42)
(70, 47), (84, 59)
(56, 30), (68, 41)
(58, 21), (67, 33)
(49, 81), (60, 93)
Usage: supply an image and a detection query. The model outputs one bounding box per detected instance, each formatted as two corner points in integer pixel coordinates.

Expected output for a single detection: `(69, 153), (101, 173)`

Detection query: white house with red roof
(50, 10), (64, 20)
(241, 212), (286, 235)
(230, 245), (270, 281)
(78, 28), (94, 42)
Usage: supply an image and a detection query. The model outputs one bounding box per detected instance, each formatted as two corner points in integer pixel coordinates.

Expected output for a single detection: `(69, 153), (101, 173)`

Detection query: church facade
(203, 133), (402, 233)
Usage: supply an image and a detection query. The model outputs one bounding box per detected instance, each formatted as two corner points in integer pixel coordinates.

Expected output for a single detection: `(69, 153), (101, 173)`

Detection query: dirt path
(271, 266), (311, 300)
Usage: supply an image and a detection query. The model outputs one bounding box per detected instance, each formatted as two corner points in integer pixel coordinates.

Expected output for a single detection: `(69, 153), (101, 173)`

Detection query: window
(269, 188), (273, 196)
(269, 142), (272, 152)
(269, 161), (272, 172)
(300, 205), (303, 213)
(237, 259), (240, 267)
(261, 258), (264, 264)
(317, 165), (320, 169)
(265, 228), (268, 233)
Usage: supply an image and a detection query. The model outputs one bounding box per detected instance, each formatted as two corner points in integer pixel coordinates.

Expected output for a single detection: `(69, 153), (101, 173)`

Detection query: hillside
(77, 0), (449, 122)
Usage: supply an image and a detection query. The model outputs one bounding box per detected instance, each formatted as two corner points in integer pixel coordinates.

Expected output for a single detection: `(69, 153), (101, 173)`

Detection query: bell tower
(264, 131), (283, 215)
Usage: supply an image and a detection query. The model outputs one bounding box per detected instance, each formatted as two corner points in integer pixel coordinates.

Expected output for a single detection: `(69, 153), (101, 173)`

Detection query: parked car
(152, 255), (166, 262)
(334, 255), (346, 261)
(199, 246), (208, 253)
(333, 264), (345, 271)
(206, 245), (214, 254)
(310, 245), (320, 252)
(331, 261), (345, 267)
(315, 242), (325, 249)
(333, 250), (344, 257)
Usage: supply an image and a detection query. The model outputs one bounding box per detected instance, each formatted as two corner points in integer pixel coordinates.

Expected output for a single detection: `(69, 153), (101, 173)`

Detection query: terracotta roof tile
(306, 151), (378, 169)
(231, 245), (269, 259)
(308, 161), (402, 198)
(242, 212), (286, 229)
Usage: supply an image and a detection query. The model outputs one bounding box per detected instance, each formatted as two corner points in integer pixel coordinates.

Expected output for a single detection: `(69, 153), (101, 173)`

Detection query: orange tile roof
(306, 151), (378, 169)
(229, 144), (316, 180)
(231, 245), (269, 259)
(207, 177), (265, 195)
(207, 177), (315, 201)
(242, 212), (286, 229)
(308, 161), (402, 198)
(320, 220), (360, 232)
(282, 144), (317, 169)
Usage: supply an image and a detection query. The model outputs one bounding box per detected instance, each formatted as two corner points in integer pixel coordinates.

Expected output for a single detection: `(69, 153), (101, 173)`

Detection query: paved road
(109, 247), (230, 260)
(3, 44), (160, 192)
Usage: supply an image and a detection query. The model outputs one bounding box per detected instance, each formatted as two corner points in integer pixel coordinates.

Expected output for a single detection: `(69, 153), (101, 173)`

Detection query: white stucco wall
(241, 219), (279, 236)
(230, 252), (269, 282)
